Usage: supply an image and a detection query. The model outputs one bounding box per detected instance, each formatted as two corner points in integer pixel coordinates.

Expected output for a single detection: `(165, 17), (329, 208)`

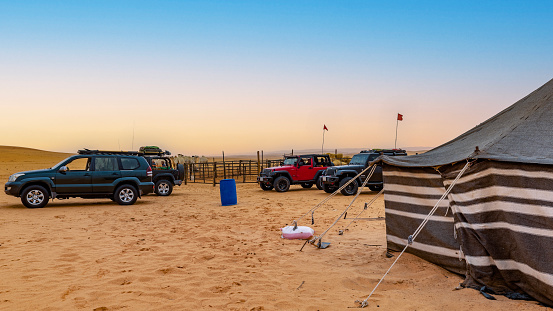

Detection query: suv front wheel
(21, 185), (49, 208)
(316, 177), (324, 190)
(114, 184), (138, 205)
(155, 179), (173, 196)
(274, 176), (291, 192)
(340, 177), (358, 196)
(322, 183), (337, 194)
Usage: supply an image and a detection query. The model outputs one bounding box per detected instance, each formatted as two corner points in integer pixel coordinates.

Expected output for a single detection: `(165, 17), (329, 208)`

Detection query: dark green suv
(4, 150), (154, 208)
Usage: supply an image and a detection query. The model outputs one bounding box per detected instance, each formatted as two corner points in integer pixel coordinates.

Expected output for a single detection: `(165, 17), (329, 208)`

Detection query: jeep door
(55, 156), (93, 194)
(92, 156), (122, 193)
(296, 156), (317, 181)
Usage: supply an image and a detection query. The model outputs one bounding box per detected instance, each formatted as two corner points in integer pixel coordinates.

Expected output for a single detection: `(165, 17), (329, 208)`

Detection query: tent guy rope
(292, 163), (377, 226)
(340, 188), (384, 234)
(310, 165), (378, 247)
(358, 160), (473, 308)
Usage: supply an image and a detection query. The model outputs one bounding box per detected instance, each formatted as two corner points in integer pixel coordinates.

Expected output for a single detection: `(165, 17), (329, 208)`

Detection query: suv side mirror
(59, 166), (68, 173)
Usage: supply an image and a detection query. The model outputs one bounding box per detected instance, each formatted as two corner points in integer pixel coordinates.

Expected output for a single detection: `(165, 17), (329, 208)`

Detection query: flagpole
(322, 128), (325, 154)
(394, 118), (399, 149)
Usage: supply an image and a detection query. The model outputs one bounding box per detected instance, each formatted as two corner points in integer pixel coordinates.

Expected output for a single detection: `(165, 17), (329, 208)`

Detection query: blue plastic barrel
(220, 179), (237, 206)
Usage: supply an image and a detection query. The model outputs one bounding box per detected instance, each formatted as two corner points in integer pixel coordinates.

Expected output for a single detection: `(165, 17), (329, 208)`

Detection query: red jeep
(257, 154), (333, 192)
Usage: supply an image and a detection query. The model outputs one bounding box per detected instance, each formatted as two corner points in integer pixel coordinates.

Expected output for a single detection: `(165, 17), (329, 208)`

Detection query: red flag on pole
(323, 124), (328, 131)
(397, 113), (403, 121)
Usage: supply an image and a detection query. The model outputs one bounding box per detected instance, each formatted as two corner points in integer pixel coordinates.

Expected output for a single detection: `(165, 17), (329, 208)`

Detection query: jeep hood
(266, 165), (294, 171)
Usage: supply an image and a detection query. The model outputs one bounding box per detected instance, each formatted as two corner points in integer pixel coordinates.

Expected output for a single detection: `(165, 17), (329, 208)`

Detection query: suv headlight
(8, 173), (25, 182)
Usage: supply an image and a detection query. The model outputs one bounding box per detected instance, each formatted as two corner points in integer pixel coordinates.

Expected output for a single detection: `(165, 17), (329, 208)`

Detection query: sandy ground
(0, 147), (549, 310)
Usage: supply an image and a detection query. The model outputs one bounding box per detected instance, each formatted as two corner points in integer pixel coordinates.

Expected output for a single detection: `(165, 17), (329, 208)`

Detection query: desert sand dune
(0, 147), (547, 310)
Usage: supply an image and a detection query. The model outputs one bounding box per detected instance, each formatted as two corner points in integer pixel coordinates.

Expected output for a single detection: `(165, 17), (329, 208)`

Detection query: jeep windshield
(283, 157), (298, 165)
(349, 154), (378, 165)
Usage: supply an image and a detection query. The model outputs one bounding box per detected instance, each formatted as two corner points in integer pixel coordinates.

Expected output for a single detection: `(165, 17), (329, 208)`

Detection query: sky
(1, 1), (552, 156)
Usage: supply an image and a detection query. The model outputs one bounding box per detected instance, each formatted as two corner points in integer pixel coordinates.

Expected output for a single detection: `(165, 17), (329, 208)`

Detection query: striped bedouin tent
(377, 78), (553, 305)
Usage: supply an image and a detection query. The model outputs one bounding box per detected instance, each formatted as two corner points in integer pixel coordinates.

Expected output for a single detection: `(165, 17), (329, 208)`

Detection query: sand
(0, 147), (548, 310)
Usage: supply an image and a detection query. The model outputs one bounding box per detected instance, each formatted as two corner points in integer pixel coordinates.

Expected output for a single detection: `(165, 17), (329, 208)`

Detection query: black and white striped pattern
(382, 165), (466, 275)
(383, 161), (553, 305)
(445, 160), (553, 305)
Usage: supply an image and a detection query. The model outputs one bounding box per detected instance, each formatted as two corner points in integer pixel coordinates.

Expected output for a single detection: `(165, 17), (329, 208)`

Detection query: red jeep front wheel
(260, 183), (273, 191)
(274, 176), (291, 192)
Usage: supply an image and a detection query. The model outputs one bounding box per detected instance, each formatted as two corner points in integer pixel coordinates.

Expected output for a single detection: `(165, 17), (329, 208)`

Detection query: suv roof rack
(78, 149), (143, 155)
(78, 148), (171, 156)
(360, 149), (407, 154)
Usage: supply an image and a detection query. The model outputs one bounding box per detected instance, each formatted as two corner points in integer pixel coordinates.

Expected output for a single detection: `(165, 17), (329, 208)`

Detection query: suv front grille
(325, 168), (337, 176)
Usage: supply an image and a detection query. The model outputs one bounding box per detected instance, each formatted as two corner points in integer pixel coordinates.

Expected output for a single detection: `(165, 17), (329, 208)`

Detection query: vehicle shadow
(1, 200), (149, 209)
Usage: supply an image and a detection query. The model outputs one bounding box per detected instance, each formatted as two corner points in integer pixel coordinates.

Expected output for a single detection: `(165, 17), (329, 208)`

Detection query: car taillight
(147, 166), (152, 177)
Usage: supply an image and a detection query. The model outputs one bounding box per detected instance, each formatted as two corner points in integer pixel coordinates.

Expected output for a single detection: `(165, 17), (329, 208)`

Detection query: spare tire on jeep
(177, 163), (185, 181)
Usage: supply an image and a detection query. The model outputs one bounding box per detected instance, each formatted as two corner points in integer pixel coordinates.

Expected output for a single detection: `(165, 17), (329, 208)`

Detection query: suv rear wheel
(368, 185), (383, 192)
(114, 184), (138, 205)
(155, 179), (173, 196)
(21, 185), (49, 208)
(340, 177), (358, 196)
(274, 176), (291, 192)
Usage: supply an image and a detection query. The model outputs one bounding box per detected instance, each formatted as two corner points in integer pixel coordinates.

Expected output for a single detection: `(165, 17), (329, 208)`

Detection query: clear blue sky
(1, 1), (552, 155)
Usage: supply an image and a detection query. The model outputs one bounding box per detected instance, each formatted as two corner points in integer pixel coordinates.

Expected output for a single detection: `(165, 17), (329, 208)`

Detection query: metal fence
(183, 157), (351, 185)
(184, 160), (273, 185)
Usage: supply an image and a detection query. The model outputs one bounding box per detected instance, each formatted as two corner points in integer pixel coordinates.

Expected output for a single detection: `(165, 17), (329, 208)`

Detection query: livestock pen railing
(183, 160), (277, 185)
(181, 157), (351, 185)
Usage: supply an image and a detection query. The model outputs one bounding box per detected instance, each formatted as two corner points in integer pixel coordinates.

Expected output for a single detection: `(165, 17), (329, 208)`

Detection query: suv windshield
(283, 157), (298, 165)
(349, 153), (379, 165)
(51, 156), (77, 169)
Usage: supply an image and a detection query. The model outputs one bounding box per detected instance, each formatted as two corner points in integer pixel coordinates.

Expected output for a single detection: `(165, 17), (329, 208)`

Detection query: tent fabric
(383, 166), (466, 274)
(442, 161), (553, 306)
(377, 78), (553, 305)
(378, 78), (553, 167)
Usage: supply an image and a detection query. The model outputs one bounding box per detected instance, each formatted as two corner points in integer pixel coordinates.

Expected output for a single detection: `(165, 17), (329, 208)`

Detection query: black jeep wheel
(322, 183), (338, 194)
(177, 163), (185, 181)
(368, 185), (383, 192)
(21, 185), (49, 208)
(274, 176), (291, 192)
(114, 184), (138, 205)
(316, 177), (324, 190)
(155, 179), (173, 196)
(301, 182), (313, 189)
(260, 183), (273, 191)
(340, 177), (358, 196)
